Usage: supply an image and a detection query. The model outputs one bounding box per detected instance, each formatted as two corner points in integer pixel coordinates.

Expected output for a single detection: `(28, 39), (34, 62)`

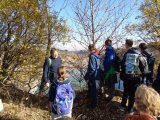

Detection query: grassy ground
(0, 85), (126, 120)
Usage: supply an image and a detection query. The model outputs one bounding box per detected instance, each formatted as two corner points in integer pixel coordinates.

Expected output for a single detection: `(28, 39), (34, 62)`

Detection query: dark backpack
(142, 51), (155, 72)
(53, 82), (74, 115)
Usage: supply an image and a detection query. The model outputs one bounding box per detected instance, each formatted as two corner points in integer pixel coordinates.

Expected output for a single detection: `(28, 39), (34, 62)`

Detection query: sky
(49, 0), (144, 51)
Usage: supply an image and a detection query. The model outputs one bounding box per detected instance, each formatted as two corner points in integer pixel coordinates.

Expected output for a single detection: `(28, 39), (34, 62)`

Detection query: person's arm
(104, 49), (115, 71)
(139, 56), (147, 75)
(88, 55), (97, 78)
(121, 53), (126, 72)
(84, 55), (90, 81)
(120, 53), (126, 80)
(43, 58), (49, 83)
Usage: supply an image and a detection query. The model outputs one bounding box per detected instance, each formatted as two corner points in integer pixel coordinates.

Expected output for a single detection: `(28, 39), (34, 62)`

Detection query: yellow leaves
(0, 0), (42, 22)
(0, 68), (3, 72)
(142, 0), (159, 17)
(153, 0), (160, 4)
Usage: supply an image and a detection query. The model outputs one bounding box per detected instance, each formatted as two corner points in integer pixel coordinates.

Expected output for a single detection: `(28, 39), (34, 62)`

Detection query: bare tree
(71, 0), (137, 49)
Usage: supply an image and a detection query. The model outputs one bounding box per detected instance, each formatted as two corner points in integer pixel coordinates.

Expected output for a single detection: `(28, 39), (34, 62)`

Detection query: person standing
(139, 43), (155, 85)
(51, 66), (75, 120)
(103, 39), (117, 102)
(152, 63), (160, 93)
(84, 44), (100, 109)
(40, 48), (62, 104)
(120, 39), (146, 113)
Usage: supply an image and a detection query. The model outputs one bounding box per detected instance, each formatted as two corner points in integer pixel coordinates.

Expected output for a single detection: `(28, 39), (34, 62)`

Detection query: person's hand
(46, 82), (50, 88)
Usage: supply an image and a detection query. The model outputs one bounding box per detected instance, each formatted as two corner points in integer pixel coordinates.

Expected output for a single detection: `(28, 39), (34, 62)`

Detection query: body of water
(29, 69), (124, 95)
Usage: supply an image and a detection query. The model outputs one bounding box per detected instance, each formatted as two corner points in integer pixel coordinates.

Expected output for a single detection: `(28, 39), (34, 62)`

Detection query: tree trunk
(90, 0), (95, 45)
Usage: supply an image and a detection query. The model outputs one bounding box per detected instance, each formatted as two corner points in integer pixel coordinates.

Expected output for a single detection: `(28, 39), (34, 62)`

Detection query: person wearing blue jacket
(84, 44), (100, 109)
(42, 48), (62, 102)
(103, 39), (117, 102)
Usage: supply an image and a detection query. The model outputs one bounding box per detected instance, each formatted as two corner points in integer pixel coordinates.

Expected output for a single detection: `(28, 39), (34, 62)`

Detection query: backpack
(53, 82), (74, 116)
(125, 52), (149, 75)
(139, 55), (149, 74)
(125, 53), (140, 75)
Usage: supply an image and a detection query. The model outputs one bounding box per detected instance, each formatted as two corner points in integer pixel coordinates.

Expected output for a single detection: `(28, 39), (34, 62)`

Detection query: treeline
(0, 0), (69, 87)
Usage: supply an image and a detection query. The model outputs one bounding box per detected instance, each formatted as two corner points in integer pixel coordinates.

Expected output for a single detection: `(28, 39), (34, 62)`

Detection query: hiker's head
(135, 85), (160, 116)
(125, 39), (133, 49)
(50, 48), (58, 58)
(105, 39), (112, 48)
(88, 44), (96, 52)
(58, 66), (68, 81)
(139, 43), (147, 52)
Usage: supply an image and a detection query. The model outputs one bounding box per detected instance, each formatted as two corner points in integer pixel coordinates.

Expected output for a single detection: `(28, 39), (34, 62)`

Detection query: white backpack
(125, 53), (140, 75)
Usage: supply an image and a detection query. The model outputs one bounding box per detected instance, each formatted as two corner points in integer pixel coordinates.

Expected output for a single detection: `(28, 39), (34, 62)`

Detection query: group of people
(40, 39), (160, 120)
(84, 39), (160, 119)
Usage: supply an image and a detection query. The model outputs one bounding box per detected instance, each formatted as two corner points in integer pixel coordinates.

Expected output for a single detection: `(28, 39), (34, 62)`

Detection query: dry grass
(0, 84), (50, 120)
(0, 102), (50, 120)
(0, 84), (126, 120)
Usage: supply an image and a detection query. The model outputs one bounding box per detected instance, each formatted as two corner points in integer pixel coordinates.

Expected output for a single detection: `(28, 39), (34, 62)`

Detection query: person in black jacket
(120, 39), (145, 113)
(153, 64), (160, 93)
(139, 43), (155, 85)
(41, 48), (62, 102)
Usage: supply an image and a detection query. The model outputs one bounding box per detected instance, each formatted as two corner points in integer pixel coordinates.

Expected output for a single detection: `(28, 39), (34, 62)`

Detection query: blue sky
(49, 0), (144, 51)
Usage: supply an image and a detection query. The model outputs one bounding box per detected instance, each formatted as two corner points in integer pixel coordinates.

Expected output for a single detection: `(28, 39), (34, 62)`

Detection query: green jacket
(104, 65), (116, 80)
